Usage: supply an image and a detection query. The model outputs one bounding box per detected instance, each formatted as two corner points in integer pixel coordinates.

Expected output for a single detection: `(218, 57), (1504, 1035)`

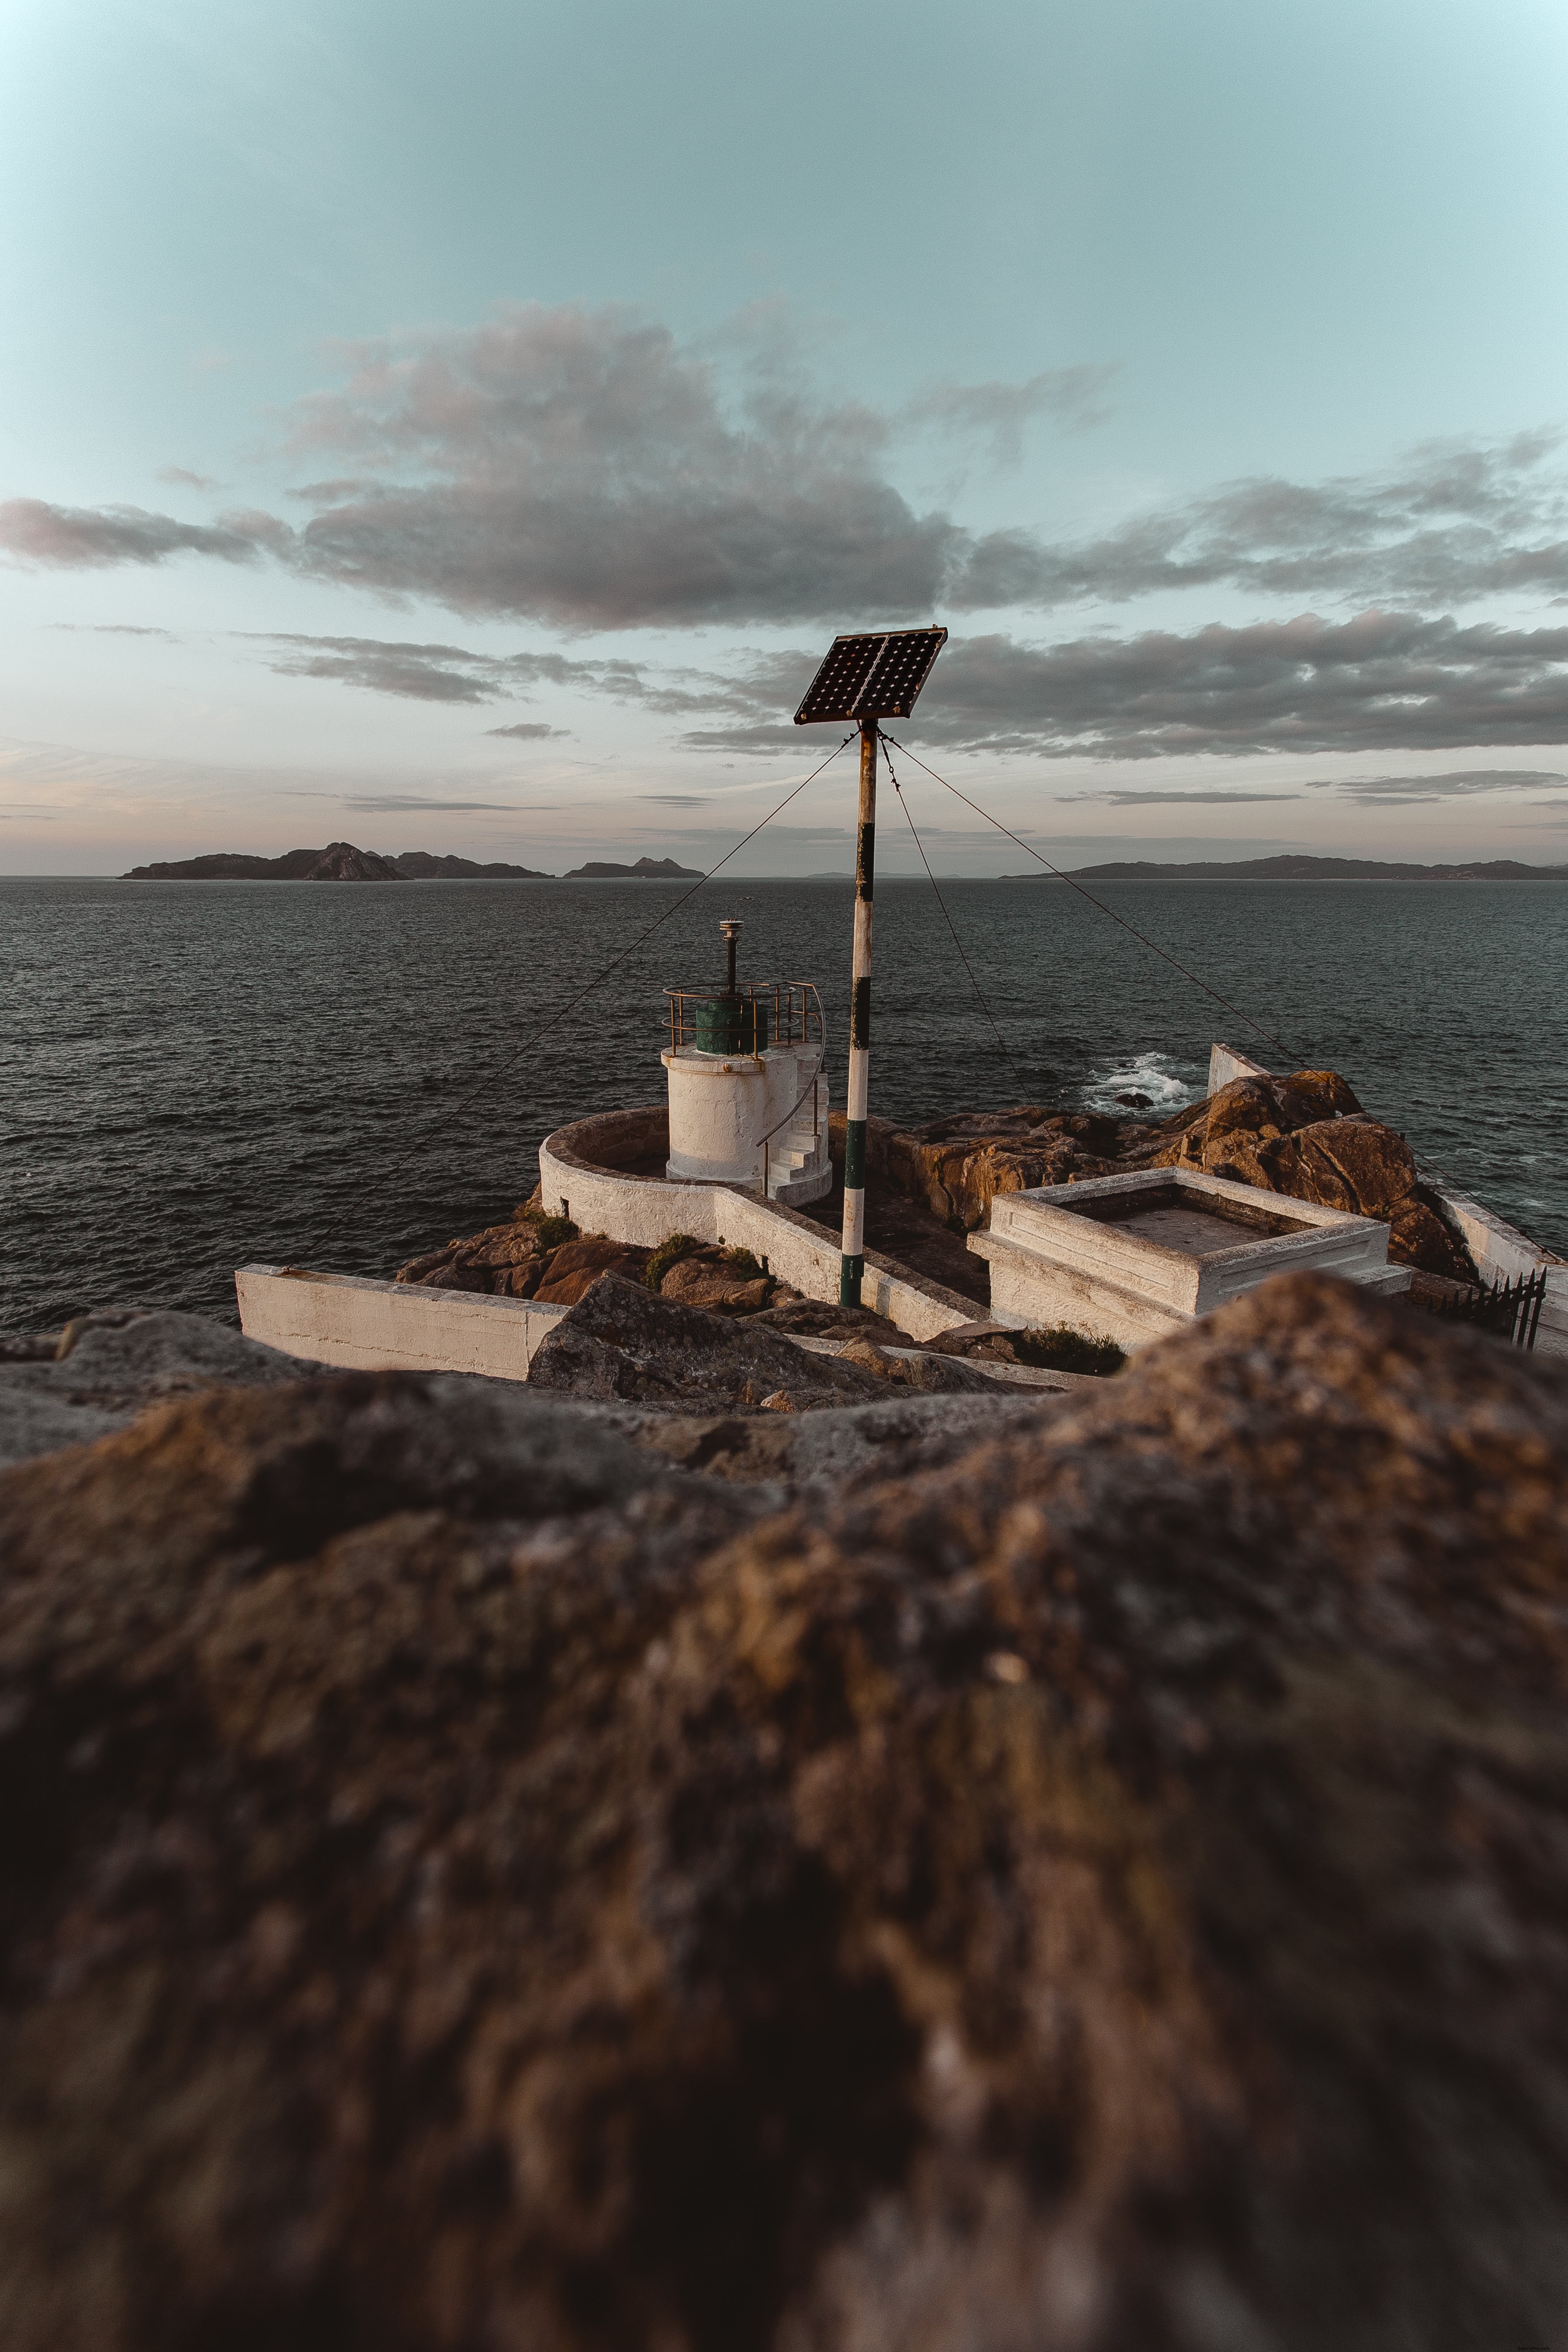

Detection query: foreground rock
(0, 1274), (1564, 2349)
(527, 1273), (891, 1409)
(398, 1216), (808, 1318)
(0, 1308), (306, 1468)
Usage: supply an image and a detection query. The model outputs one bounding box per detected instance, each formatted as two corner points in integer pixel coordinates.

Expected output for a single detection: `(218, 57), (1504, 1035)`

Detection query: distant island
(123, 842), (551, 880)
(565, 857), (704, 879)
(999, 854), (1568, 882)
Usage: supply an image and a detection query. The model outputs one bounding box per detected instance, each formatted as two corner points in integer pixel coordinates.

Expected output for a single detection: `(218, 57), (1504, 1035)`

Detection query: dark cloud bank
(5, 306), (1568, 628)
(6, 305), (1568, 762)
(236, 609), (1568, 765)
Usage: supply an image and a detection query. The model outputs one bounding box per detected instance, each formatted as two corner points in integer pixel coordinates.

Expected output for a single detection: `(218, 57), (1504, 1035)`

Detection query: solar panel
(794, 627), (948, 725)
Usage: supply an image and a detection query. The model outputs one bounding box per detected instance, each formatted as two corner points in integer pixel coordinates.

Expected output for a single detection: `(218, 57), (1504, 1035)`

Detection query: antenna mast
(793, 626), (947, 1307)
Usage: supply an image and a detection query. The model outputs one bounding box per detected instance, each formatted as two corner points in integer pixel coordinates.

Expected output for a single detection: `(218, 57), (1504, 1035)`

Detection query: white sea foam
(1082, 1052), (1204, 1117)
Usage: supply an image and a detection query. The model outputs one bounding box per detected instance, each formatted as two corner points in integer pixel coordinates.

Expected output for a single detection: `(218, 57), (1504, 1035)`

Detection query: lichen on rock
(0, 1276), (1565, 2348)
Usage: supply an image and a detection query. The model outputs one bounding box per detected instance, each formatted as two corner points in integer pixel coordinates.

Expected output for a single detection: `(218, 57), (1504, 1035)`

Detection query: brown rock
(749, 1298), (899, 1340)
(414, 1261), (497, 1293)
(0, 1280), (1566, 2345)
(531, 1235), (654, 1306)
(396, 1218), (547, 1292)
(836, 1335), (1001, 1395)
(528, 1272), (886, 1409)
(1269, 1066), (1363, 1125)
(1256, 1128), (1355, 1208)
(1291, 1115), (1418, 1217)
(1200, 1076), (1284, 1156)
(657, 1257), (775, 1315)
(1387, 1195), (1473, 1277)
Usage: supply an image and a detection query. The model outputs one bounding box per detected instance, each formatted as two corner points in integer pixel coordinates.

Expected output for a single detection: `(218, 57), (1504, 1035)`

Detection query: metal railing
(663, 980), (823, 1054)
(757, 983), (828, 1195)
(1425, 1266), (1548, 1350)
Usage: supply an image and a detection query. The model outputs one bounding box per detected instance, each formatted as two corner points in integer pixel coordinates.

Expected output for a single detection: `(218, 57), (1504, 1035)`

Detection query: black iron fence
(1428, 1267), (1548, 1350)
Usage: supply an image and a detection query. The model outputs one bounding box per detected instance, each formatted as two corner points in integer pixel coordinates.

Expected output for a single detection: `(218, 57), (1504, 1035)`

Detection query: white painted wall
(972, 1168), (1406, 1349)
(1425, 1186), (1568, 1355)
(538, 1122), (979, 1341)
(1207, 1041), (1271, 1093)
(236, 1266), (567, 1378)
(664, 1044), (811, 1178)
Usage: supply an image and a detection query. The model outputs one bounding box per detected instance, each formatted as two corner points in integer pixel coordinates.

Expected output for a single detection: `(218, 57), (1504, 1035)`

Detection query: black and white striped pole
(791, 627), (948, 1312)
(840, 717), (877, 1304)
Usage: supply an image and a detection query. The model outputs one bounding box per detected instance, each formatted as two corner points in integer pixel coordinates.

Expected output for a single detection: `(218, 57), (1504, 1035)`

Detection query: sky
(5, 0), (1568, 875)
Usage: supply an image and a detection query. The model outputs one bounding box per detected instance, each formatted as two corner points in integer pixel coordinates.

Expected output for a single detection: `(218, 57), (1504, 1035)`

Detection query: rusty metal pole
(839, 719), (877, 1306)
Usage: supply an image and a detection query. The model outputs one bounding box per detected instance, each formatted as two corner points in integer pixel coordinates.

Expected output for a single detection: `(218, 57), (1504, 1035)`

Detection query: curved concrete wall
(538, 1109), (979, 1341)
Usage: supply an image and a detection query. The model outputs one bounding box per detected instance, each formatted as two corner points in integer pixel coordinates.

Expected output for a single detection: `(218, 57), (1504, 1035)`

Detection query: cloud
(0, 498), (281, 569)
(157, 466), (222, 492)
(887, 613), (1568, 760)
(637, 794), (708, 804)
(53, 622), (176, 637)
(903, 365), (1118, 462)
(252, 632), (639, 707)
(668, 612), (1568, 761)
(9, 297), (1568, 633)
(1299, 766), (1565, 802)
(1065, 789), (1303, 804)
(955, 429), (1568, 613)
(338, 793), (527, 811)
(264, 303), (977, 627)
(249, 611), (1568, 767)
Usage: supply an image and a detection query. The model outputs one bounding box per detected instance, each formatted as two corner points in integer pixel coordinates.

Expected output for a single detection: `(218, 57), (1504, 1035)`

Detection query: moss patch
(1009, 1324), (1126, 1376)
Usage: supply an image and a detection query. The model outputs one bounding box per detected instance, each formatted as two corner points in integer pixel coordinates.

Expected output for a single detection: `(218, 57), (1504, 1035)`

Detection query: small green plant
(645, 1232), (701, 1290)
(719, 1244), (764, 1279)
(1010, 1324), (1126, 1376)
(530, 1215), (577, 1252)
(514, 1200), (577, 1251)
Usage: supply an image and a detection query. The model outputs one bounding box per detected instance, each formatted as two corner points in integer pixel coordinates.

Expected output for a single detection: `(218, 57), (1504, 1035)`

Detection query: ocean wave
(1081, 1052), (1205, 1117)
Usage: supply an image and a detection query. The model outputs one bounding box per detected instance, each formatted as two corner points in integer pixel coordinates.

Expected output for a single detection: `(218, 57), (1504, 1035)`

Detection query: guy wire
(878, 731), (1303, 1064)
(878, 731), (1029, 1099)
(353, 730), (859, 1231)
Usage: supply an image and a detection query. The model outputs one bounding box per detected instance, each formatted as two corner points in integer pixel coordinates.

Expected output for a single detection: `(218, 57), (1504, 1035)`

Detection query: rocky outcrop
(390, 852), (550, 878)
(397, 1217), (654, 1301)
(843, 1068), (1479, 1284)
(123, 841), (404, 880)
(123, 843), (554, 880)
(528, 1273), (889, 1409)
(397, 1217), (806, 1314)
(565, 856), (704, 879)
(1143, 1072), (1476, 1280)
(614, 1388), (1054, 1486)
(832, 1104), (1131, 1230)
(0, 1308), (309, 1469)
(0, 1276), (1565, 2348)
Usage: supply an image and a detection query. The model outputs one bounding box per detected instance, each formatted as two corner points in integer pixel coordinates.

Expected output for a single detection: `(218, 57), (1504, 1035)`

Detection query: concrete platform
(970, 1166), (1409, 1350)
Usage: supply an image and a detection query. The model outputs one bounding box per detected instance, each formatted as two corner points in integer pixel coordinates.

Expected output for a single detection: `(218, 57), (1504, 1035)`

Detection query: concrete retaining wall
(1207, 1041), (1271, 1094)
(540, 1112), (980, 1342)
(1428, 1188), (1568, 1354)
(235, 1266), (568, 1379)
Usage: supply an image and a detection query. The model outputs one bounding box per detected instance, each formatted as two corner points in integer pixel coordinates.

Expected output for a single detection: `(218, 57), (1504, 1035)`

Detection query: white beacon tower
(661, 917), (831, 1204)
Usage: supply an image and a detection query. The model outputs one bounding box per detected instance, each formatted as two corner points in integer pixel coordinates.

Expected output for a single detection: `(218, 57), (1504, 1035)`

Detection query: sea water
(4, 874), (1566, 1329)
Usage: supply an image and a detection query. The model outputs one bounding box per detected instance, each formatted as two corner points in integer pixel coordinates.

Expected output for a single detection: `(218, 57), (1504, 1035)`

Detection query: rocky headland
(564, 856), (705, 879)
(1002, 852), (1568, 879)
(0, 1272), (1564, 2348)
(122, 844), (707, 881)
(123, 842), (551, 880)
